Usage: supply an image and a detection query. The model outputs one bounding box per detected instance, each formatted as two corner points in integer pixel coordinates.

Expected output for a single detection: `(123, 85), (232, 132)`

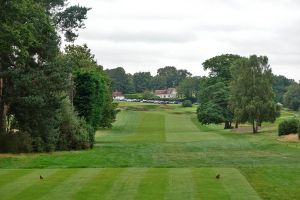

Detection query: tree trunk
(252, 120), (258, 133)
(0, 102), (8, 134)
(235, 121), (239, 129)
(224, 121), (232, 129)
(0, 76), (9, 134)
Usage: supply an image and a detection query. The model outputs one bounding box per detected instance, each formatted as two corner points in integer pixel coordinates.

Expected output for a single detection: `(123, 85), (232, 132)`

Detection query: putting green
(0, 168), (260, 200)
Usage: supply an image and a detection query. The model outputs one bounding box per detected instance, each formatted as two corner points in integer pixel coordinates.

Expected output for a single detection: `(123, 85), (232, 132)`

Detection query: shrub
(182, 100), (193, 107)
(0, 131), (33, 153)
(298, 124), (300, 139)
(278, 118), (300, 136)
(57, 98), (95, 150)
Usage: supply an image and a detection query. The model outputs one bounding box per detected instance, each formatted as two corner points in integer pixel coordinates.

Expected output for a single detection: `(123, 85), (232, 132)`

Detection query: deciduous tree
(230, 55), (279, 133)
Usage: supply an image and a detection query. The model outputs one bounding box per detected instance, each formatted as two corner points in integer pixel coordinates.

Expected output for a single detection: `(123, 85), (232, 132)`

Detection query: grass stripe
(135, 168), (168, 200)
(12, 169), (80, 200)
(166, 114), (224, 143)
(0, 169), (33, 188)
(73, 168), (125, 200)
(221, 168), (261, 200)
(126, 113), (166, 143)
(39, 169), (99, 200)
(104, 168), (147, 200)
(192, 168), (231, 200)
(165, 168), (195, 200)
(0, 169), (57, 200)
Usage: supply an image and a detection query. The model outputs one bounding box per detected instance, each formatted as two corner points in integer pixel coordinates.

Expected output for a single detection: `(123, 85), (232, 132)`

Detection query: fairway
(1, 102), (300, 199)
(0, 168), (260, 200)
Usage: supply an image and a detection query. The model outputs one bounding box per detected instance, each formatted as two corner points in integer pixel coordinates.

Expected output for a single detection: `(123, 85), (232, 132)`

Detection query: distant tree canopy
(105, 67), (134, 93)
(155, 66), (192, 89)
(197, 54), (241, 129)
(177, 77), (201, 102)
(105, 66), (193, 93)
(273, 75), (296, 103)
(133, 72), (153, 93)
(230, 55), (279, 133)
(202, 54), (241, 81)
(283, 84), (300, 111)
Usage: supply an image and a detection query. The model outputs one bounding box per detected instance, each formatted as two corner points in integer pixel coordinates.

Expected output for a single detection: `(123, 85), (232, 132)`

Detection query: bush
(57, 98), (95, 150)
(298, 124), (300, 139)
(278, 118), (300, 136)
(0, 131), (33, 153)
(182, 100), (193, 107)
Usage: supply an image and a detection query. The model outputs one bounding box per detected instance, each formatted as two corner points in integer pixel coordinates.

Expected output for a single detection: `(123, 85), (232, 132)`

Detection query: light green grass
(0, 102), (300, 199)
(0, 168), (261, 200)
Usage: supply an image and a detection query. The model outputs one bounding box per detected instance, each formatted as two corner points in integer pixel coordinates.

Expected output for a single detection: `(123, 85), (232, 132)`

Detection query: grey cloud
(80, 31), (198, 44)
(70, 0), (300, 81)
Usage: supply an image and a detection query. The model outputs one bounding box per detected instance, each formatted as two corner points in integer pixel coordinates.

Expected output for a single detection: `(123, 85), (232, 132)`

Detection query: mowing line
(192, 168), (232, 199)
(135, 168), (169, 200)
(0, 169), (58, 200)
(220, 168), (261, 200)
(72, 168), (125, 200)
(165, 168), (196, 200)
(0, 169), (33, 188)
(39, 168), (99, 200)
(104, 168), (147, 200)
(125, 112), (166, 143)
(12, 169), (81, 200)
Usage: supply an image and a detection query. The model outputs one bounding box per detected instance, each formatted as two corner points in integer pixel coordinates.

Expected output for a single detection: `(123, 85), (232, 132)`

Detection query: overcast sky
(69, 0), (300, 81)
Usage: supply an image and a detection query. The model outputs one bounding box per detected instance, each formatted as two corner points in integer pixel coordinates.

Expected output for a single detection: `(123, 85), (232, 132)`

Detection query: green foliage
(230, 55), (279, 133)
(273, 75), (296, 103)
(133, 72), (153, 93)
(203, 54), (241, 81)
(74, 69), (106, 129)
(64, 44), (117, 130)
(142, 91), (157, 99)
(198, 55), (241, 129)
(298, 123), (300, 139)
(278, 119), (299, 136)
(283, 84), (300, 111)
(0, 0), (90, 152)
(54, 5), (90, 42)
(0, 131), (32, 153)
(105, 67), (134, 93)
(155, 66), (191, 89)
(57, 98), (94, 150)
(197, 79), (233, 128)
(182, 100), (192, 107)
(177, 77), (201, 101)
(198, 82), (232, 126)
(124, 93), (143, 99)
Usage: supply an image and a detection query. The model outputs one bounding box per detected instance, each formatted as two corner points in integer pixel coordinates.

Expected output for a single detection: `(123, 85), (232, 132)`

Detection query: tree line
(0, 0), (117, 153)
(105, 66), (201, 102)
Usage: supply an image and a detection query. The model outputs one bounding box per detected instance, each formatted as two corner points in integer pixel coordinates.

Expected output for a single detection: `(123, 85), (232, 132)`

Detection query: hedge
(278, 118), (299, 136)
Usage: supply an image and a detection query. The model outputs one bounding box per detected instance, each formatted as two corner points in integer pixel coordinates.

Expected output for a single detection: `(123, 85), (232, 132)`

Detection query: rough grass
(0, 102), (300, 199)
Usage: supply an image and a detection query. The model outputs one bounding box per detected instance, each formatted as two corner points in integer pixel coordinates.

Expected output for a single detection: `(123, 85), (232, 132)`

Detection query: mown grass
(0, 168), (261, 200)
(0, 102), (300, 199)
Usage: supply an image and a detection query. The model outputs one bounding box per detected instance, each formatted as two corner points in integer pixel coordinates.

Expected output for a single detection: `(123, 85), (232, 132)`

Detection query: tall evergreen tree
(0, 0), (89, 151)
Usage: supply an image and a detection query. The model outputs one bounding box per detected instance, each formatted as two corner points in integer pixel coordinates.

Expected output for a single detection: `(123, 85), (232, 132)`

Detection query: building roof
(112, 91), (123, 97)
(154, 88), (176, 95)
